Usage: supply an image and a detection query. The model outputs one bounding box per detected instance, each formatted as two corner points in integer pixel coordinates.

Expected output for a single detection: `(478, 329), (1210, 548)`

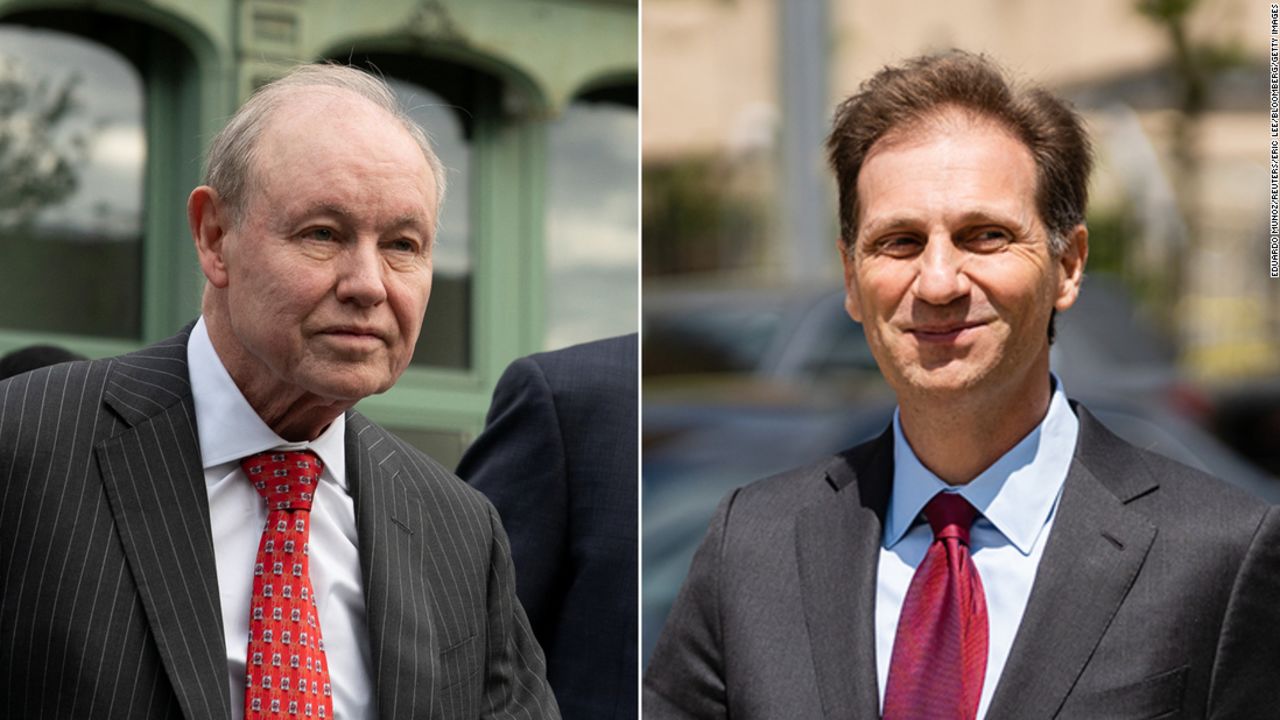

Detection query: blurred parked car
(642, 275), (1280, 661)
(1204, 377), (1280, 479)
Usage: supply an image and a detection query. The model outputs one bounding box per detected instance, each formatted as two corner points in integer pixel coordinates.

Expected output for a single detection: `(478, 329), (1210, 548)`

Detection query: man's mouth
(319, 326), (387, 346)
(907, 321), (983, 343)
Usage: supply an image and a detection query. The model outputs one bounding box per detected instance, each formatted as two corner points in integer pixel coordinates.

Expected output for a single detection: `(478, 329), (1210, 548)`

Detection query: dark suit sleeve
(1208, 505), (1280, 718)
(482, 502), (562, 719)
(460, 337), (638, 720)
(642, 491), (735, 720)
(458, 356), (568, 635)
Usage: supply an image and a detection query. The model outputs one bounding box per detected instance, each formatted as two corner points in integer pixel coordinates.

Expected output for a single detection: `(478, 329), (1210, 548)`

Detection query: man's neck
(244, 389), (346, 442)
(896, 369), (1053, 486)
(202, 310), (350, 442)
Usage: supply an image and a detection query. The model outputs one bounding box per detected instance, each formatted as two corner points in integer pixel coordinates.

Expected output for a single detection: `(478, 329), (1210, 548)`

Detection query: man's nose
(335, 241), (388, 307)
(913, 234), (970, 305)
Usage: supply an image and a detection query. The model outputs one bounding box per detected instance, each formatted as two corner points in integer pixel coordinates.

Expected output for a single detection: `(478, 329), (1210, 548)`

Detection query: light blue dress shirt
(875, 376), (1079, 719)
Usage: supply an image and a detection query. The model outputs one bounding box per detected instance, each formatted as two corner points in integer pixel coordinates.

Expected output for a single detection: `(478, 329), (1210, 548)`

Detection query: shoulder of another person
(525, 334), (637, 384)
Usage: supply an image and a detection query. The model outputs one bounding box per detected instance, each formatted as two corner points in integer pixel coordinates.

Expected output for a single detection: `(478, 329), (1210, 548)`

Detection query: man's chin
(895, 362), (991, 397)
(299, 368), (397, 405)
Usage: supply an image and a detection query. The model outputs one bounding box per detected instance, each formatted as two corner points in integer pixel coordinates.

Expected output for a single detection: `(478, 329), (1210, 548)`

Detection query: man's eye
(878, 236), (921, 256)
(303, 228), (336, 242)
(969, 229), (1011, 250)
(385, 239), (418, 253)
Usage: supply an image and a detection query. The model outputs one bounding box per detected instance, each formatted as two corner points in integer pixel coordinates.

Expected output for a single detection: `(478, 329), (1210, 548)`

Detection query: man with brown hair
(643, 51), (1280, 719)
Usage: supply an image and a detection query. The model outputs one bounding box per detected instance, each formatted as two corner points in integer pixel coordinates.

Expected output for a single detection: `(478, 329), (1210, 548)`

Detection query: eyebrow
(860, 209), (1027, 241)
(293, 203), (432, 235)
(299, 202), (352, 221)
(859, 215), (922, 241)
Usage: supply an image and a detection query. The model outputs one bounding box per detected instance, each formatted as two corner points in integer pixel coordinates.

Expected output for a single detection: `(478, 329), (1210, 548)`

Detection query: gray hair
(202, 63), (447, 227)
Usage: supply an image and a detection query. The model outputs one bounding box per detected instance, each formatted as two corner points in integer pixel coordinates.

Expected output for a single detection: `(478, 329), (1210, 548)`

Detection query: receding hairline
(202, 63), (447, 230)
(253, 84), (434, 178)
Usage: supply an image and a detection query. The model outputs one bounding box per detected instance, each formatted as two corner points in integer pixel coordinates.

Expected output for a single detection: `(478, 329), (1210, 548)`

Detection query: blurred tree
(1135, 0), (1201, 326)
(643, 156), (768, 275)
(1135, 0), (1254, 342)
(0, 56), (84, 229)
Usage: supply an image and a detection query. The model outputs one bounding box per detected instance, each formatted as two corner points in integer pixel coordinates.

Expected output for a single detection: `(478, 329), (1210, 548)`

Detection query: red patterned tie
(883, 492), (988, 720)
(241, 450), (334, 719)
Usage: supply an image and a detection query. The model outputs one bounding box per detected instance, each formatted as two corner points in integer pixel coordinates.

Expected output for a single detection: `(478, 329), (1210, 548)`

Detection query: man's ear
(189, 186), (231, 289)
(1054, 223), (1088, 312)
(839, 238), (863, 322)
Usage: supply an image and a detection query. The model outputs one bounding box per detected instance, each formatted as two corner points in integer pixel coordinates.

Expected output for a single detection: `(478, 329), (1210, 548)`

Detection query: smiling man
(643, 51), (1280, 720)
(0, 64), (558, 720)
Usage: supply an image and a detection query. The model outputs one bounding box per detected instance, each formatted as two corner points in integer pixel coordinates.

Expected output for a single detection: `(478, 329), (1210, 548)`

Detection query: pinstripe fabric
(348, 415), (559, 719)
(0, 327), (559, 720)
(0, 335), (218, 720)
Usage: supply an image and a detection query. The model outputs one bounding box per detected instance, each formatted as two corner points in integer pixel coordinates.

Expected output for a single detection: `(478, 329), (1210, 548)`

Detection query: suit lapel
(95, 331), (233, 720)
(347, 413), (439, 719)
(985, 406), (1158, 720)
(795, 429), (892, 719)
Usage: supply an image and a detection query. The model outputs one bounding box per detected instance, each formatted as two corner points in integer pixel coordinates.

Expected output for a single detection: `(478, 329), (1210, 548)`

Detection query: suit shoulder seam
(714, 486), (745, 651)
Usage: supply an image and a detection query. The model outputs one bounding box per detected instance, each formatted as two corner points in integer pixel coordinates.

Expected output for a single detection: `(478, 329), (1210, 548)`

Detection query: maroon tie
(241, 450), (334, 719)
(883, 492), (988, 720)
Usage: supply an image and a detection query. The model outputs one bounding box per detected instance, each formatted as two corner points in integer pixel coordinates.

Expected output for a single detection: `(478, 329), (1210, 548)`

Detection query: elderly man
(0, 64), (558, 720)
(643, 51), (1280, 719)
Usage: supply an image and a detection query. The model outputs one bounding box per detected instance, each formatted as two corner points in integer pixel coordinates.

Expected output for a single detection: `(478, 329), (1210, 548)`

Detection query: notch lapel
(347, 414), (438, 719)
(95, 337), (232, 720)
(794, 430), (892, 719)
(984, 408), (1158, 720)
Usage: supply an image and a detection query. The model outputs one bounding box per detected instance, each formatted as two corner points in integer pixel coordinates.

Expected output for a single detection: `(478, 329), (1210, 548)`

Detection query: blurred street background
(642, 0), (1280, 661)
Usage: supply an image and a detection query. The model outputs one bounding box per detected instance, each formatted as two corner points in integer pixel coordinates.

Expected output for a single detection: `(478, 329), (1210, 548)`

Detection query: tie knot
(923, 492), (978, 545)
(241, 450), (323, 512)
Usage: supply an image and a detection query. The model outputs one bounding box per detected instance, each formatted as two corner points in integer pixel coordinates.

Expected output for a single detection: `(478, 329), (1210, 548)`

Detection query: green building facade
(0, 0), (638, 465)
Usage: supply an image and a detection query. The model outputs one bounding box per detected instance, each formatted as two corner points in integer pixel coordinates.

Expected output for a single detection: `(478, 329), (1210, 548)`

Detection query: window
(386, 77), (473, 370)
(0, 23), (144, 338)
(545, 87), (639, 348)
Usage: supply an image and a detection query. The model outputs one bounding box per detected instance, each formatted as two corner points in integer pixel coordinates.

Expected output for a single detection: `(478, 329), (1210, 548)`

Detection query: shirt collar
(883, 374), (1078, 555)
(187, 316), (347, 490)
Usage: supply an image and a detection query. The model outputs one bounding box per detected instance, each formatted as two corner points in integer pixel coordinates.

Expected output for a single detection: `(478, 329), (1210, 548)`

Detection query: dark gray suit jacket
(458, 334), (638, 720)
(643, 405), (1280, 719)
(0, 327), (560, 719)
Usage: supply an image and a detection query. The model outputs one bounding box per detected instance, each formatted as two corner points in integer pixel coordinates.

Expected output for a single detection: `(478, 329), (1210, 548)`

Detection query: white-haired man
(0, 64), (559, 720)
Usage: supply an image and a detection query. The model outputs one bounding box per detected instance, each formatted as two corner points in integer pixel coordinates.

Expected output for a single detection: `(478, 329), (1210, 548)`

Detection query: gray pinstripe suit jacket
(0, 327), (560, 719)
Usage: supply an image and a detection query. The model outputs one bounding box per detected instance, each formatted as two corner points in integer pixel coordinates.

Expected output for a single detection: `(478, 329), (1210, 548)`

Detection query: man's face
(205, 89), (437, 404)
(841, 113), (1085, 402)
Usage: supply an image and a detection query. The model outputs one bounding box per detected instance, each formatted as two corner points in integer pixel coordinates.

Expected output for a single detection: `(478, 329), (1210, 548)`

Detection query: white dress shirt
(188, 317), (374, 720)
(875, 376), (1078, 719)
